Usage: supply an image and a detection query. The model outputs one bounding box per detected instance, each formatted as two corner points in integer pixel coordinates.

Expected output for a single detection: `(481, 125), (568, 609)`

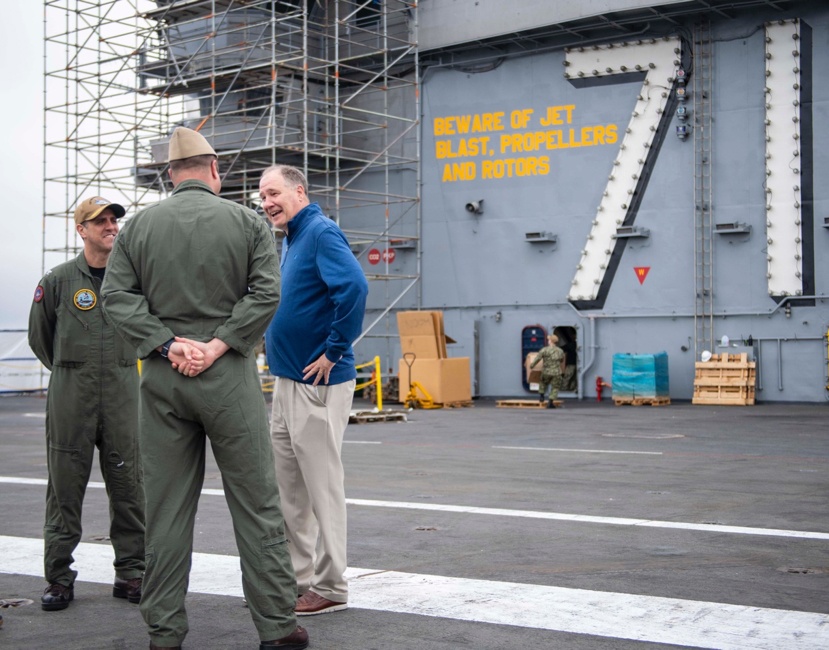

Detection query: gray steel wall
(418, 0), (689, 52)
(353, 3), (829, 403)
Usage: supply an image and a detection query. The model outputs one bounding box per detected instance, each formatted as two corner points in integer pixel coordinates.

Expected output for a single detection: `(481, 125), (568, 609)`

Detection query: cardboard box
(525, 352), (542, 383)
(431, 311), (448, 358)
(398, 357), (471, 404)
(397, 310), (454, 359)
(398, 310), (439, 335)
(399, 334), (441, 359)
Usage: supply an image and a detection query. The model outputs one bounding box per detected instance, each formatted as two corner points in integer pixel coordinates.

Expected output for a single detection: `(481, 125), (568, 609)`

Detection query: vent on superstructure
(715, 222), (752, 235)
(524, 231), (557, 243)
(614, 226), (650, 239)
(389, 238), (417, 250)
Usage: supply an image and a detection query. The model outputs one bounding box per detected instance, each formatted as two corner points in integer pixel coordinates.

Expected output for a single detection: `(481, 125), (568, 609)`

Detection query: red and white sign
(368, 248), (396, 265)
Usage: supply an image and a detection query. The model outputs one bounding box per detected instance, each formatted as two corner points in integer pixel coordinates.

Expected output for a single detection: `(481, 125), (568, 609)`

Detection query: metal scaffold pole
(43, 1), (420, 372)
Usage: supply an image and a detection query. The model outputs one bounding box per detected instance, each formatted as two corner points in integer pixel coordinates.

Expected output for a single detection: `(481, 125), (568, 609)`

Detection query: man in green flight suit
(28, 196), (145, 612)
(102, 127), (307, 650)
(530, 334), (565, 408)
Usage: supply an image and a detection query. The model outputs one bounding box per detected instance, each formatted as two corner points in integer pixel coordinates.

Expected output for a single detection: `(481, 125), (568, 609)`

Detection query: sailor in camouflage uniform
(529, 334), (565, 408)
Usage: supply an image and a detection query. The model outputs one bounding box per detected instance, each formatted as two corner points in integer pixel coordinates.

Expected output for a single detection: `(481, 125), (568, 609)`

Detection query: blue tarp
(611, 352), (669, 399)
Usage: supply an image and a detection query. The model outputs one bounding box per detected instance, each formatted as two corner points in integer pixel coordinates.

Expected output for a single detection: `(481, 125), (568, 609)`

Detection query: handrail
(355, 355), (383, 411)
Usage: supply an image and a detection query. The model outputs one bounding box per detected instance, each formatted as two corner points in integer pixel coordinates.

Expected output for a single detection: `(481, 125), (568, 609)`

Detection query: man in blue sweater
(260, 164), (368, 616)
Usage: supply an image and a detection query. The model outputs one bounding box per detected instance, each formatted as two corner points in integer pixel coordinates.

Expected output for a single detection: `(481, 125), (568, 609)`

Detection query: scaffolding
(43, 0), (420, 359)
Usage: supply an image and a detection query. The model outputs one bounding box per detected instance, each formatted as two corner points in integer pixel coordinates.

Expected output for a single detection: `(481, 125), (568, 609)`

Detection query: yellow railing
(257, 355), (383, 408)
(355, 356), (383, 411)
(258, 354), (274, 394)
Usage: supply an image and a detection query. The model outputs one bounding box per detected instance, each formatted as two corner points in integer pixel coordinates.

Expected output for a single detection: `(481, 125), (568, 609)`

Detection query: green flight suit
(101, 179), (297, 646)
(27, 253), (144, 588)
(530, 344), (565, 401)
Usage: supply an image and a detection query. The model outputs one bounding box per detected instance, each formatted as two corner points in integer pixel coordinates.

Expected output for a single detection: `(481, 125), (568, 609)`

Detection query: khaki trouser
(270, 377), (354, 603)
(139, 353), (297, 646)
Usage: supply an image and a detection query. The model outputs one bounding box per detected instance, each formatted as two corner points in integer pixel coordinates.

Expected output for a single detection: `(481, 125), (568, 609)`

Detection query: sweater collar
(285, 202), (323, 242)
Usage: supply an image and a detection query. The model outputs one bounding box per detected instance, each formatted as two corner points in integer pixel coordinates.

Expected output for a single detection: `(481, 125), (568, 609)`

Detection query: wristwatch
(159, 338), (175, 359)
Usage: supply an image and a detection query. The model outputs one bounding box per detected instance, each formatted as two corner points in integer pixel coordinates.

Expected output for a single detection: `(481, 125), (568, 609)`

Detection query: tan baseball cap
(168, 126), (217, 161)
(73, 197), (126, 225)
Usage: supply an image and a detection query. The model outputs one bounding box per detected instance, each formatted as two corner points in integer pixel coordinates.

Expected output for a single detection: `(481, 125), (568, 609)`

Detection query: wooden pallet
(496, 399), (563, 409)
(692, 352), (756, 406)
(692, 384), (755, 406)
(693, 389), (754, 405)
(349, 410), (408, 424)
(443, 400), (475, 408)
(613, 396), (671, 406)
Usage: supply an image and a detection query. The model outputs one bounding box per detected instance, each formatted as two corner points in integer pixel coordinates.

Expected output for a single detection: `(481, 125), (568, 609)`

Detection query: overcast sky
(0, 4), (47, 330)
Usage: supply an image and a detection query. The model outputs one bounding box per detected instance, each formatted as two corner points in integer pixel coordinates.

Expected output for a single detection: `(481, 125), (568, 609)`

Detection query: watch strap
(160, 338), (175, 359)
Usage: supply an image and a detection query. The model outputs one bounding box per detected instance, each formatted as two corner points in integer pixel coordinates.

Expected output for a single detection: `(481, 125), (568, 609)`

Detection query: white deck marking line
(346, 499), (829, 539)
(3, 476), (828, 540)
(0, 476), (47, 485)
(344, 440), (383, 444)
(494, 445), (663, 455)
(1, 535), (826, 649)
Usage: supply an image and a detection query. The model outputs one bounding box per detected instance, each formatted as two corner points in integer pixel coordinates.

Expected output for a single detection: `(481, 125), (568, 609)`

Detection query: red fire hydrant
(595, 376), (611, 402)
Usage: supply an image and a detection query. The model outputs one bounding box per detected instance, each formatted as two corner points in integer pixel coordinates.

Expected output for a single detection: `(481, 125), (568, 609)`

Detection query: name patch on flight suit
(33, 285), (44, 303)
(74, 288), (97, 310)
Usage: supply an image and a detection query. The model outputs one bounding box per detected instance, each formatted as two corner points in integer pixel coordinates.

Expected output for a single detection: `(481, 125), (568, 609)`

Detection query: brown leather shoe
(295, 590), (347, 616)
(259, 625), (309, 649)
(113, 576), (142, 603)
(41, 583), (74, 611)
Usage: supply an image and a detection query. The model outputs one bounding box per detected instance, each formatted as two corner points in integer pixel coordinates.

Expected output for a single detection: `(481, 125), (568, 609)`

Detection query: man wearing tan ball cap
(73, 195), (126, 224)
(28, 194), (145, 613)
(103, 126), (306, 650)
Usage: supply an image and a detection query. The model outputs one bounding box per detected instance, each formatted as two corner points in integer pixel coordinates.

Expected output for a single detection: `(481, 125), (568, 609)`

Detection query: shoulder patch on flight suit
(73, 288), (97, 310)
(34, 285), (44, 303)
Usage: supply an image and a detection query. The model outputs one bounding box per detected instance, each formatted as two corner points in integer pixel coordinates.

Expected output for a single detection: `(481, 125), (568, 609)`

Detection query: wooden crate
(692, 353), (756, 405)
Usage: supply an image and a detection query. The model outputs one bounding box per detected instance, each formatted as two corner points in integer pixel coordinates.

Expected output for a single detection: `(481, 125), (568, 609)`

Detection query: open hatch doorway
(552, 326), (578, 394)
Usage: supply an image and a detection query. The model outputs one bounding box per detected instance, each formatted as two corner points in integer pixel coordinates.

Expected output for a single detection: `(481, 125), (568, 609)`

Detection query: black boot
(547, 400), (556, 409)
(538, 394), (545, 404)
(41, 583), (73, 611)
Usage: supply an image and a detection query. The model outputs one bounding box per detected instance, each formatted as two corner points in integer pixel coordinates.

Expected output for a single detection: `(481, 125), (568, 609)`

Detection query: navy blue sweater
(265, 203), (368, 385)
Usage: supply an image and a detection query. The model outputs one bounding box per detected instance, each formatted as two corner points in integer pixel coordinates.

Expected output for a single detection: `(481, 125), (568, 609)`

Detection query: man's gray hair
(262, 164), (308, 194)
